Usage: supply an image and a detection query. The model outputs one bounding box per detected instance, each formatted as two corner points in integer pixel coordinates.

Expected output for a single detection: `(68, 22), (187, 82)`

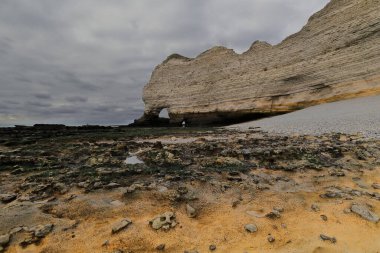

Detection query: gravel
(228, 95), (380, 138)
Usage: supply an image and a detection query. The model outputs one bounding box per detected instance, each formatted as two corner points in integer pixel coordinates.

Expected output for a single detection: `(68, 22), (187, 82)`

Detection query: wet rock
(93, 182), (103, 189)
(350, 203), (379, 223)
(112, 218), (132, 233)
(30, 224), (53, 238)
(244, 224), (258, 233)
(320, 234), (337, 243)
(0, 194), (17, 203)
(209, 244), (216, 251)
(0, 234), (10, 246)
(9, 226), (23, 235)
(320, 187), (344, 199)
(311, 203), (320, 212)
(186, 204), (197, 218)
(156, 244), (165, 251)
(105, 182), (121, 189)
(77, 182), (89, 188)
(150, 212), (177, 231)
(267, 235), (275, 243)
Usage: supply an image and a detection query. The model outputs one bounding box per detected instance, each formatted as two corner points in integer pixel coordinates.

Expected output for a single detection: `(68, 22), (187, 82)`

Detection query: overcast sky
(0, 0), (329, 126)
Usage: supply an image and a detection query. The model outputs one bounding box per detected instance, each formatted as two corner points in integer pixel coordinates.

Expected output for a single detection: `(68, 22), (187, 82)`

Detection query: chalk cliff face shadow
(136, 0), (380, 127)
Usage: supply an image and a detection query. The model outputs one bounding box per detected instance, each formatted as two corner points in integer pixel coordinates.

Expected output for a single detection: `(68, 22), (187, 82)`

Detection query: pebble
(112, 218), (132, 233)
(209, 244), (217, 251)
(372, 183), (380, 189)
(320, 234), (337, 243)
(267, 235), (275, 243)
(244, 224), (258, 233)
(311, 203), (320, 212)
(186, 204), (197, 218)
(320, 215), (328, 221)
(156, 244), (165, 251)
(266, 210), (281, 219)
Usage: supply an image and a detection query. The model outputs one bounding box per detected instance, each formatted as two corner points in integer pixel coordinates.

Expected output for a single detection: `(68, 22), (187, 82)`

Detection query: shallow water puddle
(125, 156), (144, 165)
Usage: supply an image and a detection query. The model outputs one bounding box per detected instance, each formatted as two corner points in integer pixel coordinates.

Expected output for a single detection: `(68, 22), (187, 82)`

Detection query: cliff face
(138, 0), (380, 126)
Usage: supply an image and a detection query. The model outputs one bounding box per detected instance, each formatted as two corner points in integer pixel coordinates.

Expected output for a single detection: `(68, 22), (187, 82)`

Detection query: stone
(30, 224), (53, 238)
(273, 207), (284, 213)
(0, 194), (17, 203)
(244, 224), (258, 233)
(77, 182), (89, 188)
(266, 210), (281, 219)
(320, 234), (337, 243)
(372, 183), (380, 189)
(311, 203), (320, 212)
(350, 204), (379, 223)
(156, 244), (165, 251)
(112, 218), (132, 233)
(105, 182), (121, 189)
(320, 215), (328, 221)
(150, 212), (176, 230)
(186, 204), (197, 218)
(267, 235), (275, 243)
(0, 234), (10, 246)
(209, 244), (216, 251)
(135, 0), (380, 126)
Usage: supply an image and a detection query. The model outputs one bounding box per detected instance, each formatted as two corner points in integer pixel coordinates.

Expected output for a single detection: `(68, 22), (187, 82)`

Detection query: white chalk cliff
(137, 0), (380, 125)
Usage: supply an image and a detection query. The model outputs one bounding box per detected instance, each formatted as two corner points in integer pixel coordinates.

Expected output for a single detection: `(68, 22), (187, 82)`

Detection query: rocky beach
(0, 121), (379, 252)
(1, 0), (379, 252)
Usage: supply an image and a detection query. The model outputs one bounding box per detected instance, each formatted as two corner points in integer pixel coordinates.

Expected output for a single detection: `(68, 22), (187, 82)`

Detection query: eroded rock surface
(138, 0), (380, 125)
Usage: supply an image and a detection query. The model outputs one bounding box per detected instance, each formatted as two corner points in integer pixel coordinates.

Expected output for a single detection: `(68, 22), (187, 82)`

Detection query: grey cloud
(65, 96), (88, 103)
(34, 93), (52, 99)
(26, 101), (51, 108)
(0, 0), (330, 126)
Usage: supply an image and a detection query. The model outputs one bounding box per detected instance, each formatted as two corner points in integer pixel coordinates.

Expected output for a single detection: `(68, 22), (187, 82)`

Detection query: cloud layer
(0, 0), (329, 126)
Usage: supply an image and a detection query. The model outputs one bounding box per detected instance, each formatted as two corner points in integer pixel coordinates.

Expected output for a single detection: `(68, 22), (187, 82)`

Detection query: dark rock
(320, 234), (337, 243)
(320, 215), (328, 221)
(0, 194), (17, 203)
(209, 244), (217, 251)
(266, 210), (281, 219)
